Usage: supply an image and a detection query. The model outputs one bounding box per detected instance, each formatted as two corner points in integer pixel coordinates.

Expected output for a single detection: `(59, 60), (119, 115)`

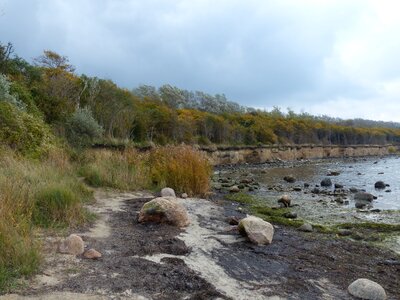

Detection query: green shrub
(0, 74), (25, 110)
(65, 107), (103, 147)
(0, 102), (53, 156)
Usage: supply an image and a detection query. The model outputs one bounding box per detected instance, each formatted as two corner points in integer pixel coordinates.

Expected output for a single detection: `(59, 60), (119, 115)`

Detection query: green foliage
(0, 102), (53, 156)
(0, 74), (25, 109)
(65, 107), (103, 147)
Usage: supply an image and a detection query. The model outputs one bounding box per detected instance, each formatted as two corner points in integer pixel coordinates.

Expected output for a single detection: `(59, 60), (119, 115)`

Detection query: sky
(1, 0), (400, 121)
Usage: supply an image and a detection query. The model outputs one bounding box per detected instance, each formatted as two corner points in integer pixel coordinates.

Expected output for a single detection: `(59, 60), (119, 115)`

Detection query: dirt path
(1, 190), (399, 299)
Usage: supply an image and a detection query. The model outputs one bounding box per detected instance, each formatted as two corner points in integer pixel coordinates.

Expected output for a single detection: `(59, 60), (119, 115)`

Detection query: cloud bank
(1, 0), (400, 121)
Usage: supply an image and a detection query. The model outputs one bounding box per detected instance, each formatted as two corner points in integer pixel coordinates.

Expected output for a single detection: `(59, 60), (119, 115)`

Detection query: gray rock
(354, 192), (374, 202)
(374, 181), (386, 189)
(161, 187), (176, 198)
(238, 216), (274, 245)
(348, 278), (387, 300)
(278, 194), (291, 207)
(83, 248), (102, 259)
(283, 212), (297, 219)
(181, 193), (188, 199)
(320, 178), (332, 187)
(349, 187), (359, 193)
(338, 229), (352, 236)
(298, 223), (313, 232)
(334, 183), (344, 189)
(283, 175), (296, 183)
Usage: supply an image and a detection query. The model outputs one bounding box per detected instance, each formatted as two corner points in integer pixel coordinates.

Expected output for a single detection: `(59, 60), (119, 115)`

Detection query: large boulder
(238, 216), (274, 245)
(160, 187), (176, 198)
(320, 178), (332, 187)
(58, 234), (84, 256)
(374, 181), (386, 189)
(348, 278), (387, 300)
(138, 197), (190, 227)
(354, 192), (374, 202)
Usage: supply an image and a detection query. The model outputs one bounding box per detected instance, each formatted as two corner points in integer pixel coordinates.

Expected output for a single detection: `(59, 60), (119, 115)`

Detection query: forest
(1, 42), (400, 157)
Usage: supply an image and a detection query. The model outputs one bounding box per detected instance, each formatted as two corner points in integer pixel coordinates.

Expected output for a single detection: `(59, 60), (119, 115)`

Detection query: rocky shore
(1, 186), (399, 300)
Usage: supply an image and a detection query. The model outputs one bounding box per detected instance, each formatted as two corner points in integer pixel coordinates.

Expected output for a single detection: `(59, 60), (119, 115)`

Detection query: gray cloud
(1, 0), (399, 121)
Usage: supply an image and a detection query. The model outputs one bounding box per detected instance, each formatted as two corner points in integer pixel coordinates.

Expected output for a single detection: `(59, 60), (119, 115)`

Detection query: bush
(65, 107), (103, 147)
(148, 145), (212, 197)
(0, 74), (25, 110)
(0, 102), (53, 156)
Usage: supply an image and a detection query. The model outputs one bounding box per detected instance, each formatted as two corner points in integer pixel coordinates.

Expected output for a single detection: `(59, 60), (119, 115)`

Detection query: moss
(224, 192), (257, 205)
(336, 222), (400, 232)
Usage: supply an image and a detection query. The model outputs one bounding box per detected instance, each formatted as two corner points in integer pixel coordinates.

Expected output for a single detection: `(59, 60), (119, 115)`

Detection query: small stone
(229, 185), (240, 193)
(227, 216), (240, 225)
(83, 248), (102, 259)
(327, 171), (340, 176)
(338, 229), (352, 236)
(311, 187), (320, 194)
(354, 192), (374, 202)
(283, 175), (296, 183)
(283, 212), (297, 219)
(161, 187), (176, 198)
(278, 194), (291, 207)
(349, 187), (359, 193)
(374, 181), (386, 189)
(293, 186), (302, 191)
(348, 278), (386, 300)
(304, 183), (310, 188)
(320, 178), (332, 187)
(334, 183), (344, 189)
(298, 223), (313, 232)
(58, 234), (84, 256)
(181, 193), (188, 199)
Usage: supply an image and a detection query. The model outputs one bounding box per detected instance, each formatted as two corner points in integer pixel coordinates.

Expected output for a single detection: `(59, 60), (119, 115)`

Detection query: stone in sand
(138, 197), (190, 227)
(161, 187), (176, 198)
(58, 234), (84, 256)
(283, 175), (296, 183)
(229, 185), (240, 193)
(348, 278), (386, 300)
(84, 248), (102, 259)
(354, 192), (374, 202)
(320, 178), (332, 187)
(238, 216), (274, 245)
(374, 181), (386, 189)
(298, 223), (313, 232)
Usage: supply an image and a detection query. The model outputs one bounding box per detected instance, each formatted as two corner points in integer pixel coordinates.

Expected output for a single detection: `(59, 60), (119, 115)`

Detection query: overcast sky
(1, 0), (400, 121)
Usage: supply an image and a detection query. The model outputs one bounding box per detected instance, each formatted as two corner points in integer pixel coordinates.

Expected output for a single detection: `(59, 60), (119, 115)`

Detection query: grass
(0, 148), (92, 292)
(79, 145), (212, 197)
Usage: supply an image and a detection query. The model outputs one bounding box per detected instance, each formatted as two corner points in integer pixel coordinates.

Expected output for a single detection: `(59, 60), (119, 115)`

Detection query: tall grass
(78, 148), (150, 190)
(79, 145), (212, 197)
(148, 145), (212, 197)
(0, 148), (92, 292)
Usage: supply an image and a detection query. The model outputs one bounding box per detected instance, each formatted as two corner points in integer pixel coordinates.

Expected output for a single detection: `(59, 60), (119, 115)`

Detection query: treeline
(1, 42), (400, 154)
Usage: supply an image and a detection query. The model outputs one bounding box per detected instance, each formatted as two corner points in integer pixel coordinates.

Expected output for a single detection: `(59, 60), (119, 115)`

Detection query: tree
(34, 50), (75, 72)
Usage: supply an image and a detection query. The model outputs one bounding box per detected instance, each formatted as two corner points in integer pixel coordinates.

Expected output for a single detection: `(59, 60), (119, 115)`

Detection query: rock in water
(278, 194), (291, 207)
(354, 192), (374, 202)
(348, 278), (387, 300)
(138, 197), (190, 227)
(283, 175), (296, 183)
(58, 234), (84, 255)
(320, 178), (332, 187)
(374, 181), (386, 189)
(161, 187), (176, 198)
(298, 223), (313, 232)
(84, 248), (102, 259)
(238, 216), (274, 245)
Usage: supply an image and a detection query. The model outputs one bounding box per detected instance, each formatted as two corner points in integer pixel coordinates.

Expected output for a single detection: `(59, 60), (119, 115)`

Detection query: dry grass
(0, 148), (92, 291)
(148, 145), (212, 197)
(78, 148), (150, 190)
(79, 145), (212, 197)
